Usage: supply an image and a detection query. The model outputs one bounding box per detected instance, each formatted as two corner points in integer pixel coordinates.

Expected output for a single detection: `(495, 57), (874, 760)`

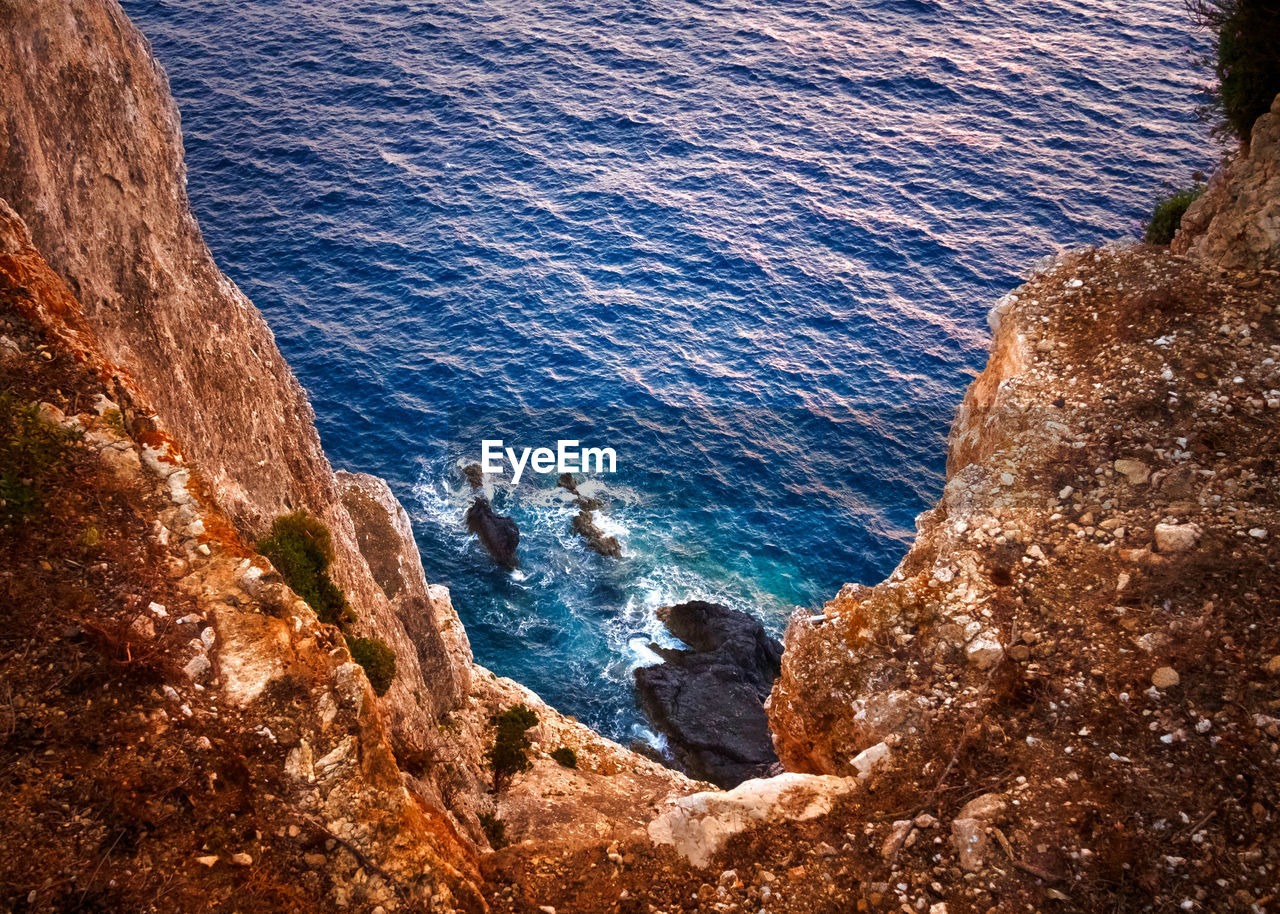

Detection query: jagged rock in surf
(466, 496), (520, 568)
(635, 601), (782, 788)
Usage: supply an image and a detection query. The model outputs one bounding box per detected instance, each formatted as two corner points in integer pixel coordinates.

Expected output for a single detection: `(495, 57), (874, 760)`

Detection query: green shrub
(1187, 0), (1280, 145)
(257, 511), (353, 627)
(102, 408), (127, 437)
(1144, 185), (1205, 245)
(345, 635), (397, 696)
(550, 746), (578, 769)
(0, 394), (79, 527)
(485, 703), (538, 791)
(478, 812), (508, 849)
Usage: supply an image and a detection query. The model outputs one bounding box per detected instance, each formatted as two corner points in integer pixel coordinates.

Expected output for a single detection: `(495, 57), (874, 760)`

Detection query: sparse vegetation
(345, 635), (397, 696)
(1187, 0), (1280, 146)
(258, 512), (396, 695)
(478, 812), (508, 849)
(486, 703), (538, 792)
(102, 407), (126, 436)
(256, 511), (354, 627)
(1143, 184), (1205, 244)
(550, 746), (578, 769)
(0, 393), (79, 527)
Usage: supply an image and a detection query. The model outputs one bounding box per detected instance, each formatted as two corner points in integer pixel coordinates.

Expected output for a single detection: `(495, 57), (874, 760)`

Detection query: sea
(123, 0), (1214, 744)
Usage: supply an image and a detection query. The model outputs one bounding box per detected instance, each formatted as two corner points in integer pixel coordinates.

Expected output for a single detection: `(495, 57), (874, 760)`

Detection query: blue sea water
(124, 0), (1213, 743)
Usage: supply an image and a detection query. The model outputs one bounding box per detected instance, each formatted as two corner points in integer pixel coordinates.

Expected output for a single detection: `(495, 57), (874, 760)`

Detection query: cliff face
(0, 200), (484, 911)
(1174, 94), (1280, 270)
(767, 100), (1280, 911)
(0, 3), (700, 909)
(0, 0), (479, 763)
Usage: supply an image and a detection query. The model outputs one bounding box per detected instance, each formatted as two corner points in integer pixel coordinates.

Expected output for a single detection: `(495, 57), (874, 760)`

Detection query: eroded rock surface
(636, 601), (782, 787)
(1174, 95), (1280, 269)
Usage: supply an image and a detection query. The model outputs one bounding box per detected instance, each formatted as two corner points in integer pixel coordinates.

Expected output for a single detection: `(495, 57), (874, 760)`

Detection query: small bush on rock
(486, 703), (538, 791)
(0, 394), (79, 527)
(478, 812), (508, 849)
(256, 511), (353, 627)
(345, 635), (397, 696)
(550, 746), (578, 769)
(1144, 185), (1205, 245)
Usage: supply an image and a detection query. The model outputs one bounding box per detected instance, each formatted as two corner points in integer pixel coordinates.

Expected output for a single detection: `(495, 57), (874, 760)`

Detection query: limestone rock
(1174, 94), (1280, 270)
(214, 610), (295, 706)
(1154, 522), (1202, 553)
(1152, 667), (1180, 689)
(951, 818), (987, 871)
(851, 741), (892, 780)
(966, 632), (1004, 670)
(1114, 459), (1151, 485)
(647, 774), (859, 868)
(958, 792), (1007, 824)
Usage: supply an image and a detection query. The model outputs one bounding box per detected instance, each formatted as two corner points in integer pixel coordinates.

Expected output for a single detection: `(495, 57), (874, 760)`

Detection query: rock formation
(0, 0), (477, 806)
(559, 471), (622, 557)
(1174, 94), (1280, 270)
(465, 496), (521, 568)
(765, 96), (1280, 912)
(3, 2), (1280, 911)
(635, 601), (782, 787)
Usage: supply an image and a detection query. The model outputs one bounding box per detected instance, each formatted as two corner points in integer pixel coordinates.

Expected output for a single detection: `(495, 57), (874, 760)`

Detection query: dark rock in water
(465, 497), (519, 568)
(634, 601), (783, 788)
(462, 463), (484, 491)
(572, 508), (622, 558)
(559, 473), (618, 556)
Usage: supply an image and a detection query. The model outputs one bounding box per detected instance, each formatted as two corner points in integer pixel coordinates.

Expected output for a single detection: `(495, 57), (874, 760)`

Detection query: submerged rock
(635, 601), (783, 787)
(560, 472), (620, 557)
(466, 497), (520, 568)
(572, 508), (622, 558)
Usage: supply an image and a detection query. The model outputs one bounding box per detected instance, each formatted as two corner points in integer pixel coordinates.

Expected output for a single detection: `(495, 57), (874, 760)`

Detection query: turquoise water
(124, 0), (1213, 742)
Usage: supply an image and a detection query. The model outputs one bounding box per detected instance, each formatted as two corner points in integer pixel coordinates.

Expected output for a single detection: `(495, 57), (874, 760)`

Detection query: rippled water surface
(125, 0), (1212, 741)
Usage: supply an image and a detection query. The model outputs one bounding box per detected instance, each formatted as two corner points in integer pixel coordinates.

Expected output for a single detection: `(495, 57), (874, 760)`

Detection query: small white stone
(1249, 528), (1268, 539)
(184, 653), (211, 681)
(851, 741), (892, 779)
(1154, 523), (1201, 553)
(966, 633), (1004, 670)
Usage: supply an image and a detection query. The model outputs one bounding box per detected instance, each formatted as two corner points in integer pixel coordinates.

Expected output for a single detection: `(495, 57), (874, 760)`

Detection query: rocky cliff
(3, 2), (1279, 912)
(1174, 94), (1280, 270)
(767, 99), (1280, 911)
(0, 0), (476, 794)
(0, 3), (697, 910)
